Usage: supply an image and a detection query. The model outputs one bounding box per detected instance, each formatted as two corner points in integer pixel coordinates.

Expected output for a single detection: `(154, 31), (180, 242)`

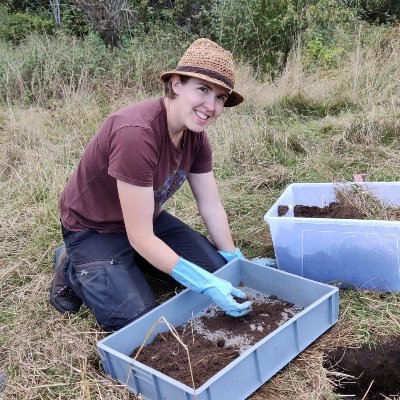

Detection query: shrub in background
(126, 0), (213, 35)
(354, 0), (400, 23)
(207, 0), (306, 76)
(0, 4), (54, 42)
(301, 0), (359, 68)
(73, 0), (135, 48)
(0, 0), (399, 105)
(60, 1), (91, 37)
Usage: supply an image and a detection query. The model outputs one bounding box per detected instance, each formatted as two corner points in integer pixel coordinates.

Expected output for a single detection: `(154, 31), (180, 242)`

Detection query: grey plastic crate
(97, 259), (339, 400)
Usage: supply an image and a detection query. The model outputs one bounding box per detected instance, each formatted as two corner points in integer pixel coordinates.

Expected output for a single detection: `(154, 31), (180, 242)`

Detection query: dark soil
(324, 337), (400, 399)
(277, 205), (289, 216)
(132, 292), (302, 388)
(294, 202), (364, 219)
(278, 201), (400, 219)
(279, 202), (365, 219)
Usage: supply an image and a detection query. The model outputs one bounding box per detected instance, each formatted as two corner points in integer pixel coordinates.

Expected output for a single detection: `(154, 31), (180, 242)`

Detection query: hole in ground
(324, 337), (400, 399)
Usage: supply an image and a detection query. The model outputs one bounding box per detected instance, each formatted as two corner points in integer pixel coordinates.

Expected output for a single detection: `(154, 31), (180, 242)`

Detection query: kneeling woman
(50, 38), (252, 331)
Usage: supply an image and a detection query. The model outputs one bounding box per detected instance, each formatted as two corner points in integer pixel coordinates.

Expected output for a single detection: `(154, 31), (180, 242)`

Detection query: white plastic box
(97, 259), (339, 400)
(264, 182), (400, 292)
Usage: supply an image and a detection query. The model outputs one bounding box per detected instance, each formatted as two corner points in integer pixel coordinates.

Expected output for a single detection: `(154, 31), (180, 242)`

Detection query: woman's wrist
(218, 248), (245, 262)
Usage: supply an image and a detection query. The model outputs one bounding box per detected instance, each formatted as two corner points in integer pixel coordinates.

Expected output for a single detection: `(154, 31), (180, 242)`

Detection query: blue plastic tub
(264, 182), (400, 292)
(97, 259), (338, 400)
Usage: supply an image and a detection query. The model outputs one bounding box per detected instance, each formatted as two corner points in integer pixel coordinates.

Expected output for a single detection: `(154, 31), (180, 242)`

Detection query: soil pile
(293, 202), (364, 219)
(324, 337), (400, 399)
(132, 288), (302, 388)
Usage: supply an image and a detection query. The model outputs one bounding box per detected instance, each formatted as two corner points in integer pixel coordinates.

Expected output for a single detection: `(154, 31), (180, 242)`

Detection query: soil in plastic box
(278, 202), (400, 219)
(132, 287), (302, 388)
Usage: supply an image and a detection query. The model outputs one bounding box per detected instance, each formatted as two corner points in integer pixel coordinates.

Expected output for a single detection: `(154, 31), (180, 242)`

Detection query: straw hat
(160, 38), (243, 107)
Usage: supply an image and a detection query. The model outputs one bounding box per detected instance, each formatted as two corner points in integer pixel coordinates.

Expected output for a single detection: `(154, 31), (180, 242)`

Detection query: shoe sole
(49, 292), (80, 313)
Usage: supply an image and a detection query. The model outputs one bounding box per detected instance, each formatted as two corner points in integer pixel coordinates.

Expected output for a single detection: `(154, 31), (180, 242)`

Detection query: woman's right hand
(171, 257), (252, 317)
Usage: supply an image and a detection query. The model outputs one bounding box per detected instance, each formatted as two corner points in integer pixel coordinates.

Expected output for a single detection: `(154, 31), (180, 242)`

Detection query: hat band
(176, 66), (234, 89)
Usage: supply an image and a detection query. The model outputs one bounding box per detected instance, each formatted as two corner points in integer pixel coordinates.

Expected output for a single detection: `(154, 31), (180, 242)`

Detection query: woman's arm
(188, 171), (236, 252)
(118, 178), (251, 316)
(117, 179), (179, 273)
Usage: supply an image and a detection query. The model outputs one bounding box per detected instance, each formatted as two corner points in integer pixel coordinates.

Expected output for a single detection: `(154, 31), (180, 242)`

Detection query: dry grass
(1, 25), (400, 399)
(334, 183), (400, 221)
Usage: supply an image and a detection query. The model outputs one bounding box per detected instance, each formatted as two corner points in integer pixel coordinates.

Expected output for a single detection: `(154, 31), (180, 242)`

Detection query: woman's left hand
(218, 248), (245, 262)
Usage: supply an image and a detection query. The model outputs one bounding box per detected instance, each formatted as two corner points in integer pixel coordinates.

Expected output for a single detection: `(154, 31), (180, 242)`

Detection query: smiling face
(168, 75), (229, 134)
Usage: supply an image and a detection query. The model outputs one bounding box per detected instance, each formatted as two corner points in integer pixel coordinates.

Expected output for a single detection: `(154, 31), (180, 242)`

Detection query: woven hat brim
(160, 70), (244, 107)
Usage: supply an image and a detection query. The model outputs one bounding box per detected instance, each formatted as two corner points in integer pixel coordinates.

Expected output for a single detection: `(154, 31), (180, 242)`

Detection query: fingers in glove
(230, 287), (247, 299)
(227, 308), (251, 317)
(226, 300), (253, 317)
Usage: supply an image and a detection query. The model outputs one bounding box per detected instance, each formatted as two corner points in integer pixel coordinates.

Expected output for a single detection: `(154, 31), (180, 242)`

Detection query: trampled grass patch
(274, 93), (357, 118)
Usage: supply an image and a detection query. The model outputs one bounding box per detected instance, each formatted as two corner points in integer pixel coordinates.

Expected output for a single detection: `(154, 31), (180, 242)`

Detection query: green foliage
(1, 0), (399, 73)
(60, 1), (91, 37)
(304, 0), (358, 35)
(306, 36), (345, 67)
(302, 0), (359, 68)
(207, 0), (306, 75)
(128, 0), (308, 74)
(6, 0), (50, 13)
(124, 0), (372, 74)
(353, 0), (400, 23)
(4, 0), (91, 37)
(128, 0), (213, 34)
(0, 0), (398, 90)
(0, 4), (54, 42)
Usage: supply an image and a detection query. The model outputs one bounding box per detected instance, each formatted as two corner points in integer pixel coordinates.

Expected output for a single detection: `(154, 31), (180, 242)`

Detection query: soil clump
(277, 205), (289, 216)
(132, 288), (302, 388)
(277, 201), (370, 219)
(293, 202), (364, 219)
(324, 337), (400, 399)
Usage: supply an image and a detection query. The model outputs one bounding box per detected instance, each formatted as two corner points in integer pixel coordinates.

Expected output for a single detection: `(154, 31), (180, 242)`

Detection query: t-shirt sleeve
(108, 126), (158, 186)
(189, 132), (213, 174)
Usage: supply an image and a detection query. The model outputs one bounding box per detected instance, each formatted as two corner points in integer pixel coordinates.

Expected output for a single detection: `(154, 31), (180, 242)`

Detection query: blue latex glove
(218, 247), (245, 262)
(171, 257), (252, 317)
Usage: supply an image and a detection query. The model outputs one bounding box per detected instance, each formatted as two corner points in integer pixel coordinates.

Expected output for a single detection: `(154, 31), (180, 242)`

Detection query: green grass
(340, 290), (400, 345)
(274, 93), (357, 118)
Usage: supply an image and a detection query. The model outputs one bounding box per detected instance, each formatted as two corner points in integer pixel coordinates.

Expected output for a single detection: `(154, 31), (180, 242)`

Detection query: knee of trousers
(72, 257), (157, 331)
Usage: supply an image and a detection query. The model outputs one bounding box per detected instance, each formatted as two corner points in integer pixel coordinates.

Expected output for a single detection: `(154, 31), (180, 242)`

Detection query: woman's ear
(171, 75), (181, 96)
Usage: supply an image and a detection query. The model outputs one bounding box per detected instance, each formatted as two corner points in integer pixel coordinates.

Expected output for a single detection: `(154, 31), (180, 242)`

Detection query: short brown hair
(164, 75), (191, 99)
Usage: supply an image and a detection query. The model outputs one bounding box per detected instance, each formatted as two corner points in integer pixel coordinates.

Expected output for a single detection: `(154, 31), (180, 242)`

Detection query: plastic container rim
(264, 182), (400, 226)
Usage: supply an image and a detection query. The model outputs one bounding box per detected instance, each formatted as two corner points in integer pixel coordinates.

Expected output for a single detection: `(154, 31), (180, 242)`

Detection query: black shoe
(50, 246), (82, 313)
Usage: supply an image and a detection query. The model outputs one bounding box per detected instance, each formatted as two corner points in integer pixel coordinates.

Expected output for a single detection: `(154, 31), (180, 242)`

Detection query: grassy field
(1, 26), (400, 399)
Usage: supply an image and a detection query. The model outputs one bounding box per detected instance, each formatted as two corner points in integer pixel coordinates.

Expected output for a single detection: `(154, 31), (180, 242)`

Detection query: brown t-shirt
(60, 97), (212, 233)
